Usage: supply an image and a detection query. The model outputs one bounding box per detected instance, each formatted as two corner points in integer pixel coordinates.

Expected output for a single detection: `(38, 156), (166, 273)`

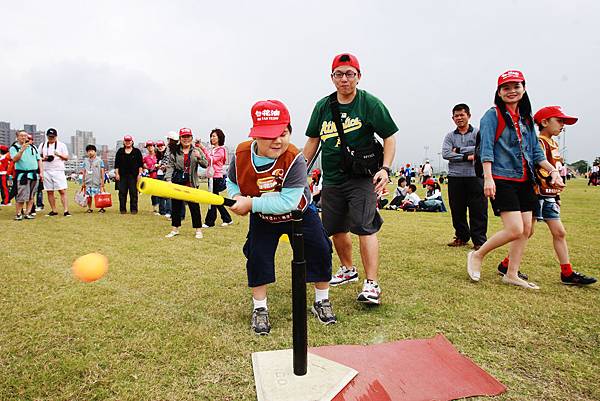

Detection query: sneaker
(29, 212), (37, 217)
(251, 307), (271, 336)
(357, 280), (381, 305)
(221, 221), (233, 227)
(64, 211), (71, 217)
(165, 231), (179, 238)
(201, 223), (211, 228)
(46, 211), (59, 217)
(14, 214), (23, 221)
(330, 266), (359, 286)
(311, 299), (337, 325)
(35, 206), (43, 212)
(195, 230), (203, 239)
(497, 263), (529, 281)
(164, 213), (171, 218)
(561, 271), (597, 286)
(86, 209), (93, 213)
(99, 208), (106, 213)
(25, 214), (35, 220)
(447, 238), (468, 247)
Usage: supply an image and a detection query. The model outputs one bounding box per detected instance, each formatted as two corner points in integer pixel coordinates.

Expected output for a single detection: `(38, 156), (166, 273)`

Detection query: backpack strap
(494, 106), (506, 142)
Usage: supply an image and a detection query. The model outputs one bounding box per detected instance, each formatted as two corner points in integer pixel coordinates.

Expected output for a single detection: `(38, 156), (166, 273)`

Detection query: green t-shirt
(305, 89), (398, 185)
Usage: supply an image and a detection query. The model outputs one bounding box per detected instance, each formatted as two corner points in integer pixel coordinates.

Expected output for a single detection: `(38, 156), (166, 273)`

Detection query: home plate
(252, 349), (358, 401)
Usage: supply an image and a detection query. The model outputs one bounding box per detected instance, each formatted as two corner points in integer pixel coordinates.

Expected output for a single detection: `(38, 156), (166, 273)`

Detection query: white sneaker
(357, 280), (381, 305)
(165, 231), (179, 238)
(220, 221), (233, 227)
(202, 224), (210, 228)
(330, 266), (359, 286)
(195, 230), (203, 239)
(164, 214), (171, 218)
(35, 206), (43, 212)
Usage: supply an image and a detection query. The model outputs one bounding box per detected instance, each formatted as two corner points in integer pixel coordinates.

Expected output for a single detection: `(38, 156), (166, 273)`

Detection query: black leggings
(171, 199), (202, 228)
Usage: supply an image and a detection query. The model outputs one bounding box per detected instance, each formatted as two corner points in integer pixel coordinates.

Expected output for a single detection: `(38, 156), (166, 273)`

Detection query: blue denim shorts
(534, 197), (561, 221)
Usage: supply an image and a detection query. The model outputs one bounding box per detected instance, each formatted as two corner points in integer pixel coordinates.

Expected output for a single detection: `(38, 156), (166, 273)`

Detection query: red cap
(0, 145), (8, 152)
(534, 106), (578, 125)
(311, 168), (321, 176)
(123, 134), (133, 141)
(497, 70), (525, 87)
(332, 53), (360, 73)
(179, 127), (193, 137)
(156, 140), (165, 146)
(424, 178), (436, 186)
(249, 100), (291, 139)
(145, 140), (154, 147)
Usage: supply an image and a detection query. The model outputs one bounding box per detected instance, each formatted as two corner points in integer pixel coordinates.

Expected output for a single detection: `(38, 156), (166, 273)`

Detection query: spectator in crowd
(155, 139), (170, 217)
(467, 70), (563, 289)
(418, 179), (446, 212)
(81, 145), (106, 213)
(142, 140), (160, 214)
(422, 159), (433, 186)
(442, 103), (487, 249)
(164, 128), (208, 239)
(496, 106), (596, 286)
(399, 184), (420, 211)
(589, 163), (599, 186)
(310, 168), (322, 209)
(9, 130), (43, 220)
(227, 99), (336, 335)
(114, 134), (143, 214)
(385, 177), (408, 209)
(200, 128), (233, 227)
(39, 128), (70, 217)
(303, 53), (398, 305)
(405, 163), (412, 184)
(0, 145), (12, 205)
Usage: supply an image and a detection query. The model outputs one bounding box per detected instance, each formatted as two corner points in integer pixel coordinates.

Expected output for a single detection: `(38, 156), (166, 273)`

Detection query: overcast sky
(2, 0), (599, 167)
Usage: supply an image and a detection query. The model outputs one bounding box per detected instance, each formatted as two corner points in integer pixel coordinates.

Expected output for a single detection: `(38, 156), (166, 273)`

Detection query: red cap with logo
(497, 70), (525, 87)
(249, 100), (291, 139)
(156, 140), (165, 146)
(123, 134), (133, 141)
(534, 106), (578, 125)
(179, 128), (193, 137)
(332, 53), (360, 73)
(145, 140), (154, 147)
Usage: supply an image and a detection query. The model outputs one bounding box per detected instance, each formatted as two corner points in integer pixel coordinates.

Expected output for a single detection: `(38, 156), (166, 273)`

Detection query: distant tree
(569, 160), (589, 175)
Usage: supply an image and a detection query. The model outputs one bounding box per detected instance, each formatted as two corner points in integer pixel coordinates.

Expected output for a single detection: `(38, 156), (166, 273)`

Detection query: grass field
(1, 179), (598, 401)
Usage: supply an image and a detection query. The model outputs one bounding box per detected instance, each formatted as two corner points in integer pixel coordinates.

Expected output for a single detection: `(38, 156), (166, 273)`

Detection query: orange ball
(72, 253), (108, 283)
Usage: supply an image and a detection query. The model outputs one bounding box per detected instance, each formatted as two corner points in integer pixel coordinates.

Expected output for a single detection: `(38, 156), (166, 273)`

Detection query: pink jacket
(201, 146), (227, 178)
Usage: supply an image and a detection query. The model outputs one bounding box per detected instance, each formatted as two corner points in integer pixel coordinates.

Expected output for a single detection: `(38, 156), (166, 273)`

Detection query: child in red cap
(496, 106), (596, 285)
(227, 100), (336, 335)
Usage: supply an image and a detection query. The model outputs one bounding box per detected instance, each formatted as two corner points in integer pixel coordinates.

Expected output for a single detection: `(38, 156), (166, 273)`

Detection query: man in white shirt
(39, 128), (71, 216)
(422, 160), (433, 185)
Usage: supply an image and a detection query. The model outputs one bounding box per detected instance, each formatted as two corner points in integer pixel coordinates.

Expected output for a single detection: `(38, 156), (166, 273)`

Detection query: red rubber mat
(310, 333), (506, 401)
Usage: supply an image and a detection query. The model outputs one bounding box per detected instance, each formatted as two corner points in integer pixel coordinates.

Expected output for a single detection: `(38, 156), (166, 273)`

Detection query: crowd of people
(1, 53), (597, 337)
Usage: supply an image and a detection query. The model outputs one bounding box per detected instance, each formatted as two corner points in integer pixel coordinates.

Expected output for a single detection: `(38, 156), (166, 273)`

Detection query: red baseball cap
(145, 140), (155, 147)
(156, 140), (165, 146)
(332, 53), (360, 73)
(424, 178), (436, 186)
(534, 106), (578, 125)
(497, 70), (525, 87)
(0, 145), (8, 152)
(123, 134), (133, 141)
(179, 127), (193, 137)
(249, 100), (291, 139)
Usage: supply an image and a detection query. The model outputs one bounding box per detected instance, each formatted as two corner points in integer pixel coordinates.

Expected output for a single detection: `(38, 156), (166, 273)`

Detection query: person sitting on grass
(81, 145), (106, 213)
(386, 177), (408, 209)
(496, 106), (596, 286)
(227, 100), (336, 336)
(418, 178), (446, 212)
(399, 184), (420, 211)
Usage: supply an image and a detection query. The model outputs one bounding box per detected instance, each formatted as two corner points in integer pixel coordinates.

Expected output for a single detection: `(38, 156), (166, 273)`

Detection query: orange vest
(535, 136), (563, 196)
(235, 140), (307, 222)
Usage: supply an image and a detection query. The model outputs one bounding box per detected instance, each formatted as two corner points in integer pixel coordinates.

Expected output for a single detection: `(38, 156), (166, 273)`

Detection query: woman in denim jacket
(467, 70), (563, 289)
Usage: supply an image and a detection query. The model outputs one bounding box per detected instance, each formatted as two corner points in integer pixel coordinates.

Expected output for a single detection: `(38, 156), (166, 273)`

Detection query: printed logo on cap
(254, 108), (282, 121)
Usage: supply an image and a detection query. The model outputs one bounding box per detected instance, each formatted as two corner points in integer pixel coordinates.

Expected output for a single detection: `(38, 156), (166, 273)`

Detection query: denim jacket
(479, 107), (546, 179)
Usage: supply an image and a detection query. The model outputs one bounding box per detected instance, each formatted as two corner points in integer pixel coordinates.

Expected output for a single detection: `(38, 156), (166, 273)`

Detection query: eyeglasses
(180, 135), (193, 139)
(332, 71), (357, 79)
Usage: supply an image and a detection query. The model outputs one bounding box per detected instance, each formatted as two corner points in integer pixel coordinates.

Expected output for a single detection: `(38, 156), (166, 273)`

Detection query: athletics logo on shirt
(319, 116), (363, 143)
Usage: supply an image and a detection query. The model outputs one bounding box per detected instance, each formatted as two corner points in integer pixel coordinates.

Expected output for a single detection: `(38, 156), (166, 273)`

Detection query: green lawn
(1, 179), (598, 401)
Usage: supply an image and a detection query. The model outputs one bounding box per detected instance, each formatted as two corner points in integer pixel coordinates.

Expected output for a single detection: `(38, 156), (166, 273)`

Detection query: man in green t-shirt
(303, 53), (398, 305)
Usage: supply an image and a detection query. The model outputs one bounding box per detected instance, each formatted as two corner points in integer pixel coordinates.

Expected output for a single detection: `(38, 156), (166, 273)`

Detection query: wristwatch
(380, 166), (391, 176)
